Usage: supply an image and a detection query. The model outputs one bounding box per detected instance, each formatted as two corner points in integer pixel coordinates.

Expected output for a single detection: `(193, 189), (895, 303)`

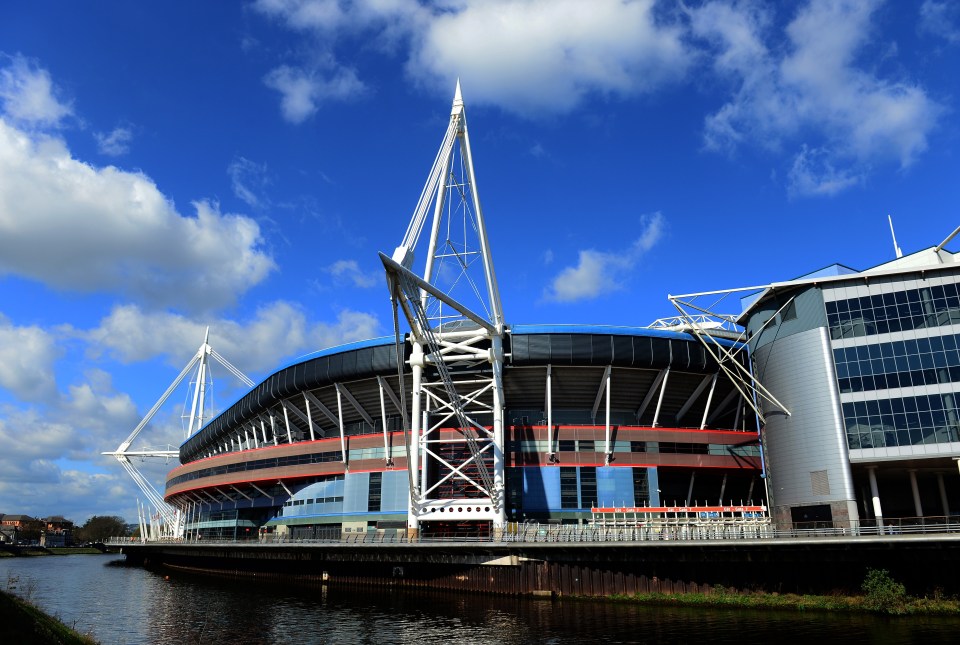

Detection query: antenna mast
(888, 215), (903, 259)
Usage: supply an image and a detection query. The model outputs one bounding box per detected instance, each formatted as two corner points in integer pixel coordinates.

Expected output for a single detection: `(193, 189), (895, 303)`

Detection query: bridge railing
(106, 515), (960, 547)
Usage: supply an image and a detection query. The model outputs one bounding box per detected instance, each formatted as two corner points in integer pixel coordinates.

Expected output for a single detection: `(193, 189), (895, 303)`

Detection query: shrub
(862, 568), (908, 614)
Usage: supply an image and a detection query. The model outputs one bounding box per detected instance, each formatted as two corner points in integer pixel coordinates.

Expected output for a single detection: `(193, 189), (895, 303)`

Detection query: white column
(868, 466), (884, 530)
(909, 469), (923, 518)
(937, 473), (950, 518)
(408, 345), (423, 533)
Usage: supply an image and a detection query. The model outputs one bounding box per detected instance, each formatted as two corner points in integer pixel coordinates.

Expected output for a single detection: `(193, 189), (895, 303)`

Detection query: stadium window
(368, 472), (382, 513)
(560, 467), (578, 509)
(579, 467), (597, 509)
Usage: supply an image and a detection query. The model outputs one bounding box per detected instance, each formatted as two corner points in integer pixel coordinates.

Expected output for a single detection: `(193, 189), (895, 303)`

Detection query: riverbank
(0, 589), (98, 645)
(609, 583), (960, 616)
(1, 547), (105, 557)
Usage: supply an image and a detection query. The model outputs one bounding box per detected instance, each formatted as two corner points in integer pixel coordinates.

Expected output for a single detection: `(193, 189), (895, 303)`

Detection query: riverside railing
(107, 515), (960, 546)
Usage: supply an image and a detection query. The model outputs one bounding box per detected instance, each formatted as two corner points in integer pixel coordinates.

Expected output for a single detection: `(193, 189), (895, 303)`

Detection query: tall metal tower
(104, 329), (253, 539)
(382, 82), (507, 535)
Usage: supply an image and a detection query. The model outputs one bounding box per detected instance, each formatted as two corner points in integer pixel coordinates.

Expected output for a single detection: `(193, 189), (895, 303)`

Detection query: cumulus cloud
(919, 1), (960, 44)
(0, 53), (72, 128)
(409, 0), (689, 113)
(254, 0), (690, 117)
(0, 118), (275, 311)
(84, 302), (380, 375)
(95, 125), (133, 156)
(691, 0), (943, 197)
(263, 63), (365, 123)
(0, 314), (61, 403)
(544, 212), (664, 302)
(324, 259), (380, 288)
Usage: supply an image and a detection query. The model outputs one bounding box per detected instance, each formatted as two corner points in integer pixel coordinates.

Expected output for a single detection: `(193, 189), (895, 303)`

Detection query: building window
(560, 467), (579, 509)
(826, 283), (960, 340)
(842, 391), (960, 449)
(580, 467), (597, 509)
(368, 472), (382, 513)
(833, 334), (960, 394)
(633, 468), (649, 505)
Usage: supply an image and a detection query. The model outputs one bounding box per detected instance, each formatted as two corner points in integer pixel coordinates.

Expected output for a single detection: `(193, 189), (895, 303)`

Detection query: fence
(107, 514), (960, 547)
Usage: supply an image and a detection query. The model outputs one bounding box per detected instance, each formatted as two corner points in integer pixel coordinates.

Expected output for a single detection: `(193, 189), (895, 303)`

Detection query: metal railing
(107, 515), (960, 547)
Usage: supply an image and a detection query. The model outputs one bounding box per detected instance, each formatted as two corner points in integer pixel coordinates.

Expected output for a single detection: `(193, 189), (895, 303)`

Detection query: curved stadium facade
(165, 326), (763, 539)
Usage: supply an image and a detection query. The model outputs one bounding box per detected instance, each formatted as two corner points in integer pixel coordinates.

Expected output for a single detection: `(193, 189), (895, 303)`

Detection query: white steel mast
(382, 81), (507, 535)
(104, 329), (254, 539)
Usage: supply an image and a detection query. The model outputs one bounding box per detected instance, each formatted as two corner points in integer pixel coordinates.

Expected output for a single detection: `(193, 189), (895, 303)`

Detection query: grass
(46, 548), (104, 555)
(0, 589), (98, 645)
(607, 577), (960, 616)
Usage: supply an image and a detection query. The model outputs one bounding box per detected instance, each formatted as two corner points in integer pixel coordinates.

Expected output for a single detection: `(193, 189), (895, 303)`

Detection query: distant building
(0, 514), (41, 543)
(40, 516), (74, 547)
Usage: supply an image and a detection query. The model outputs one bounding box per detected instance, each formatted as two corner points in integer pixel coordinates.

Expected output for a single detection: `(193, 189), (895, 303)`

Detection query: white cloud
(95, 125), (133, 156)
(263, 64), (365, 123)
(544, 212), (664, 302)
(408, 0), (690, 114)
(254, 0), (690, 117)
(0, 118), (275, 311)
(0, 314), (61, 403)
(228, 156), (270, 209)
(84, 302), (380, 375)
(324, 259), (380, 288)
(691, 0), (943, 194)
(919, 1), (960, 44)
(788, 145), (863, 197)
(0, 54), (72, 128)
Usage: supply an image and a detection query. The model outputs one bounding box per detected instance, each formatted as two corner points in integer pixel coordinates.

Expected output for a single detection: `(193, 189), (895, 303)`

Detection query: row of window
(834, 334), (960, 393)
(558, 467), (650, 509)
(168, 451), (345, 487)
(842, 392), (960, 449)
(826, 284), (960, 340)
(512, 439), (760, 457)
(283, 496), (344, 507)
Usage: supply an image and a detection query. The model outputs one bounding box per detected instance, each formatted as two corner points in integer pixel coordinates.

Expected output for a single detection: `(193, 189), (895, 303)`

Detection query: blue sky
(0, 0), (958, 524)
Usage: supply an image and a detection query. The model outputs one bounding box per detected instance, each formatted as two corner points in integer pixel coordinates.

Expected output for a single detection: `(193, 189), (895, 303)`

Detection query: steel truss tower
(382, 82), (506, 534)
(104, 329), (253, 539)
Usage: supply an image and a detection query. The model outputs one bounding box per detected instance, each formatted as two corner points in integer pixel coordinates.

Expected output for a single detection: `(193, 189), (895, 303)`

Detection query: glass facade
(826, 284), (960, 340)
(827, 278), (960, 451)
(834, 334), (960, 393)
(841, 393), (960, 449)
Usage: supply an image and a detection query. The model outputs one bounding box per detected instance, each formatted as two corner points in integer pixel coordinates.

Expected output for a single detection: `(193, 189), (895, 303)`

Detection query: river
(2, 554), (959, 644)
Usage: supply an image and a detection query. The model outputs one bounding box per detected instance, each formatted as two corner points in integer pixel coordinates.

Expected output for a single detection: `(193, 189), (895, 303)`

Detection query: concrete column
(937, 473), (950, 518)
(868, 466), (884, 530)
(909, 469), (923, 518)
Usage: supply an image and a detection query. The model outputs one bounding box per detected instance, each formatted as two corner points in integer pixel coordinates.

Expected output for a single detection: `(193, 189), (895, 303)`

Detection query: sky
(0, 0), (958, 525)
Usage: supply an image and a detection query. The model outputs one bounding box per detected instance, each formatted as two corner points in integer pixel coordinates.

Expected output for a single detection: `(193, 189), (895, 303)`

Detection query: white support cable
(669, 297), (793, 420)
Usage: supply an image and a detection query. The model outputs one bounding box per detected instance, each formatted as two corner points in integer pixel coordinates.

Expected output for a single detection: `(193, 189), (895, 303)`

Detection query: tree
(75, 516), (129, 543)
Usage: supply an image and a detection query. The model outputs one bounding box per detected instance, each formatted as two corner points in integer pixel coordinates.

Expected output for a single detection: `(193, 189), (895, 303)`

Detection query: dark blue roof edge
(510, 324), (739, 348)
(179, 335), (398, 448)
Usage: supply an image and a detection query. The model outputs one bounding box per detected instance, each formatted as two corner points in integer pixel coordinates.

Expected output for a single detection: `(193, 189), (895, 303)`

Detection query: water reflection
(2, 555), (959, 644)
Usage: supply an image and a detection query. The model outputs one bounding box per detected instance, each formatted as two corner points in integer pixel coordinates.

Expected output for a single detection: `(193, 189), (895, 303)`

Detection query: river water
(2, 554), (959, 644)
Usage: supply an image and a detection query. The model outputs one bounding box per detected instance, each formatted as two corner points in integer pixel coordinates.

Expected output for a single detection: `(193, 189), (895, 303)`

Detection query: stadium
(137, 85), (766, 541)
(164, 325), (762, 540)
